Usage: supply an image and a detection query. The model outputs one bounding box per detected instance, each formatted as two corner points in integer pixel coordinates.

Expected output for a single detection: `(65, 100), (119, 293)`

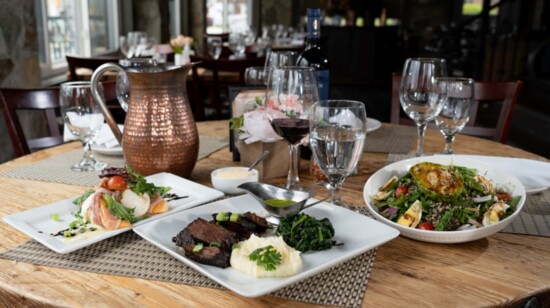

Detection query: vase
(174, 53), (184, 65)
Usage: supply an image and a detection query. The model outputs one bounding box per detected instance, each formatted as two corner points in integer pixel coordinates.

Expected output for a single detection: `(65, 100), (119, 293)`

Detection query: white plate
(525, 186), (548, 195)
(367, 117), (382, 132)
(363, 155), (526, 243)
(133, 194), (399, 298)
(3, 173), (224, 254)
(91, 144), (123, 156)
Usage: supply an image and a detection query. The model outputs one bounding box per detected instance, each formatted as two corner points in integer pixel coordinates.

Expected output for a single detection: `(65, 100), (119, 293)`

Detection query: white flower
(239, 110), (283, 144)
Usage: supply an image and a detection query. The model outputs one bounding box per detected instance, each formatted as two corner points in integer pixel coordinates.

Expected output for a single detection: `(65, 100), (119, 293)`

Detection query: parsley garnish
(249, 245), (281, 271)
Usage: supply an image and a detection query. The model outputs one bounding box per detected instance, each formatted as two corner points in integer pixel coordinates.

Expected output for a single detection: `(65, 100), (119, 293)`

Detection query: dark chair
(66, 55), (121, 81)
(0, 87), (62, 157)
(391, 72), (523, 143)
(189, 55), (265, 121)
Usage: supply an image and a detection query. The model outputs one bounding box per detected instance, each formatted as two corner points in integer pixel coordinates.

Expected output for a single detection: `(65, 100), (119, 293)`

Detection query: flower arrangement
(230, 96), (283, 144)
(170, 35), (194, 54)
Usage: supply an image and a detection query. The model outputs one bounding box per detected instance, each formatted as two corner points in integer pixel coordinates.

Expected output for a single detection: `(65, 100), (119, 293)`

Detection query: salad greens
(373, 163), (521, 231)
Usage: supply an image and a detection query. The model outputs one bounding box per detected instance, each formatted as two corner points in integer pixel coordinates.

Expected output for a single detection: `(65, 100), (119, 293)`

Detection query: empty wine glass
(265, 66), (319, 190)
(400, 58), (448, 156)
(119, 36), (130, 58)
(244, 66), (267, 85)
(228, 33), (245, 58)
(60, 81), (107, 172)
(435, 77), (475, 154)
(309, 100), (367, 206)
(206, 37), (222, 59)
(262, 50), (299, 85)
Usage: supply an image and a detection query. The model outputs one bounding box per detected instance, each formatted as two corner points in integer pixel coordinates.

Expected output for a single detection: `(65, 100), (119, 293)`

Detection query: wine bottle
(296, 8), (330, 100)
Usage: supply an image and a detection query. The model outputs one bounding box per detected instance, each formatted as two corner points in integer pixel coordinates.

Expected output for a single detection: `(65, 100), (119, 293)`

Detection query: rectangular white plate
(3, 173), (224, 254)
(133, 194), (400, 298)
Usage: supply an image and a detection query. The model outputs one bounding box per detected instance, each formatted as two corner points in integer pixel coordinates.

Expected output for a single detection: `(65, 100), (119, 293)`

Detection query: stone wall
(0, 0), (41, 163)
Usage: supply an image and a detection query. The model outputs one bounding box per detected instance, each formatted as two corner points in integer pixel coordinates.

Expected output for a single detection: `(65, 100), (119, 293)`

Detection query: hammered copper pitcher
(90, 63), (198, 177)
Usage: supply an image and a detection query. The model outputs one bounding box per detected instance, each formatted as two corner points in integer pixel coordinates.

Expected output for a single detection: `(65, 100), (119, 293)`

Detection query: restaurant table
(1, 120), (549, 307)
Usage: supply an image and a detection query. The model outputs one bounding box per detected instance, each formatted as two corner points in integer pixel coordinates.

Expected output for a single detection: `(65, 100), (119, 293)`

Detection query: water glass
(400, 58), (448, 156)
(228, 33), (246, 58)
(309, 100), (367, 206)
(265, 66), (319, 190)
(60, 81), (107, 172)
(206, 37), (222, 59)
(435, 77), (475, 154)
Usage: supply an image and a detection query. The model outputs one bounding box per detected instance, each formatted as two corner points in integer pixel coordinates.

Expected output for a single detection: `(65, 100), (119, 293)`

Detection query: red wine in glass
(271, 118), (310, 145)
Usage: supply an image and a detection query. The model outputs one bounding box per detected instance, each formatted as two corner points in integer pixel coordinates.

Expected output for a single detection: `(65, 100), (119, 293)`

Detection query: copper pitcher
(90, 63), (199, 177)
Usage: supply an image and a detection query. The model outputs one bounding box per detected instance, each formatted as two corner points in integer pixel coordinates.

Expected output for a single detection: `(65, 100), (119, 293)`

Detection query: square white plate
(133, 194), (399, 298)
(3, 173), (224, 254)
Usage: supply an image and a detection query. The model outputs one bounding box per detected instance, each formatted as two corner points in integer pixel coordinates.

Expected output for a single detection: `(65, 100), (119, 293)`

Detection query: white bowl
(211, 167), (259, 195)
(362, 155), (526, 243)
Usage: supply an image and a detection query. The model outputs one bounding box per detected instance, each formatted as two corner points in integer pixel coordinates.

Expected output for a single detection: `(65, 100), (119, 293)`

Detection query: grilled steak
(243, 212), (269, 232)
(172, 228), (194, 247)
(182, 243), (231, 268)
(184, 218), (237, 249)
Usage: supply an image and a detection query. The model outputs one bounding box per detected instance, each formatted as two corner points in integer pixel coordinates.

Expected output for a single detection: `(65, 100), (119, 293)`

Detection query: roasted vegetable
(410, 162), (464, 198)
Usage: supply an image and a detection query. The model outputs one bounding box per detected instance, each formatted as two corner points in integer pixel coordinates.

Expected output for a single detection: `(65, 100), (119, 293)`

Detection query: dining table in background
(0, 120), (549, 307)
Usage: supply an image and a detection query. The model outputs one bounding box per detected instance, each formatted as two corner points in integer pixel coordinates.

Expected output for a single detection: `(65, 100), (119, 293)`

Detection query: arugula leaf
(435, 211), (453, 231)
(103, 194), (147, 224)
(249, 245), (282, 271)
(126, 167), (171, 197)
(73, 189), (94, 205)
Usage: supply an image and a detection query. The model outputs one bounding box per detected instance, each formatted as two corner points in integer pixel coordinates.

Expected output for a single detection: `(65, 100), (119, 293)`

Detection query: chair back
(390, 72), (523, 143)
(189, 55), (265, 121)
(66, 55), (120, 80)
(0, 87), (62, 157)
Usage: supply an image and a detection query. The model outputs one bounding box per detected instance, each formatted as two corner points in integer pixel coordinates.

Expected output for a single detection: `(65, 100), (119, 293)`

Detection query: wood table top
(0, 120), (549, 307)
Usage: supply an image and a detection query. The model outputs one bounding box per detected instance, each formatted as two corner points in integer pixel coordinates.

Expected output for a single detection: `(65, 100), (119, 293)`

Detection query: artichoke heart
(410, 162), (464, 197)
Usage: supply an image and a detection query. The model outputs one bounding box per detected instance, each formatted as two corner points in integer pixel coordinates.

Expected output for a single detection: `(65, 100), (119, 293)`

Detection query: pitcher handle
(91, 63), (124, 144)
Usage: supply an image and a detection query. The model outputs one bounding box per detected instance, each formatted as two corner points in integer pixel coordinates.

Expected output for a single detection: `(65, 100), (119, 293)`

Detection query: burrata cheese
(230, 235), (302, 278)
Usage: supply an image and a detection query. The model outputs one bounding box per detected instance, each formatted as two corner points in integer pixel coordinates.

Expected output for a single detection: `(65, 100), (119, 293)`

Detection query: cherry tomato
(107, 176), (127, 191)
(496, 192), (511, 202)
(418, 222), (434, 230)
(395, 186), (408, 198)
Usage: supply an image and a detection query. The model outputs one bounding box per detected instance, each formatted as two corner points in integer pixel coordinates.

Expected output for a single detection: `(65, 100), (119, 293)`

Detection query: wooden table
(1, 121), (549, 307)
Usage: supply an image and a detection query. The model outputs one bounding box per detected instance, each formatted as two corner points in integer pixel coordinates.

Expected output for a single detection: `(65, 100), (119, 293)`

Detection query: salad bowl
(363, 155), (526, 243)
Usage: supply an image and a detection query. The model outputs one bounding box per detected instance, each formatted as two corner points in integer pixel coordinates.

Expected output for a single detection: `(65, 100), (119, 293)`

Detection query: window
(206, 0), (252, 34)
(35, 0), (119, 79)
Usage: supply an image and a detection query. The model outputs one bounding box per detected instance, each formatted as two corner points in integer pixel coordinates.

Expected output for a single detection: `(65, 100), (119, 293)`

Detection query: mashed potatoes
(230, 235), (302, 278)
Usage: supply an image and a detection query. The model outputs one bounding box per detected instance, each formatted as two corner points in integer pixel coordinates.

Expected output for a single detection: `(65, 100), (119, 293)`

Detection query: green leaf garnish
(249, 245), (281, 271)
(73, 189), (94, 205)
(126, 167), (171, 198)
(192, 243), (204, 253)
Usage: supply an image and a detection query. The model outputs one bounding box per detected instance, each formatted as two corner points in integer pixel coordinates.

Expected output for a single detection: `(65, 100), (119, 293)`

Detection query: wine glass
(206, 37), (222, 59)
(435, 77), (475, 154)
(309, 100), (367, 206)
(119, 36), (130, 58)
(60, 81), (107, 172)
(265, 66), (319, 190)
(228, 33), (245, 58)
(263, 50), (298, 85)
(244, 66), (267, 85)
(400, 58), (448, 156)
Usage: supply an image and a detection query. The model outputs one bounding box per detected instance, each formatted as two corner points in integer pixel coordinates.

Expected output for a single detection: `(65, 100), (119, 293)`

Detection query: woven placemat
(0, 136), (229, 187)
(385, 154), (550, 237)
(364, 126), (416, 154)
(0, 206), (376, 307)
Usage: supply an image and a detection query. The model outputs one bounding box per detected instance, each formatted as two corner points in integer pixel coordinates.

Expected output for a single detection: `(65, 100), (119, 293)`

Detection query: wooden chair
(0, 87), (62, 157)
(189, 55), (265, 121)
(66, 55), (121, 81)
(391, 72), (523, 143)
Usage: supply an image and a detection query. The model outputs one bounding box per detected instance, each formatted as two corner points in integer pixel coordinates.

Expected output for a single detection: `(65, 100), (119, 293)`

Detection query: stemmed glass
(244, 66), (267, 85)
(400, 58), (448, 156)
(262, 50), (298, 85)
(206, 37), (222, 59)
(228, 33), (245, 58)
(435, 77), (475, 154)
(309, 100), (367, 206)
(265, 67), (319, 190)
(60, 81), (107, 172)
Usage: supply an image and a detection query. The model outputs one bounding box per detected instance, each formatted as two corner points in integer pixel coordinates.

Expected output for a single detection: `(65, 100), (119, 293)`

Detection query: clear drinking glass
(265, 66), (319, 190)
(119, 36), (130, 58)
(309, 100), (367, 206)
(263, 50), (299, 85)
(435, 77), (475, 154)
(60, 81), (107, 172)
(400, 58), (448, 156)
(206, 37), (222, 59)
(126, 31), (147, 58)
(228, 33), (246, 58)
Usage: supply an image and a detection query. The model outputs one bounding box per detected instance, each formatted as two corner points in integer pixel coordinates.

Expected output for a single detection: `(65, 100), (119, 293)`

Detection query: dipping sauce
(215, 168), (255, 179)
(264, 199), (296, 207)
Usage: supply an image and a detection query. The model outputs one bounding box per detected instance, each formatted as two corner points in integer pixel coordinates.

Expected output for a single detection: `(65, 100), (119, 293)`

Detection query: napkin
(64, 123), (123, 148)
(459, 155), (550, 191)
